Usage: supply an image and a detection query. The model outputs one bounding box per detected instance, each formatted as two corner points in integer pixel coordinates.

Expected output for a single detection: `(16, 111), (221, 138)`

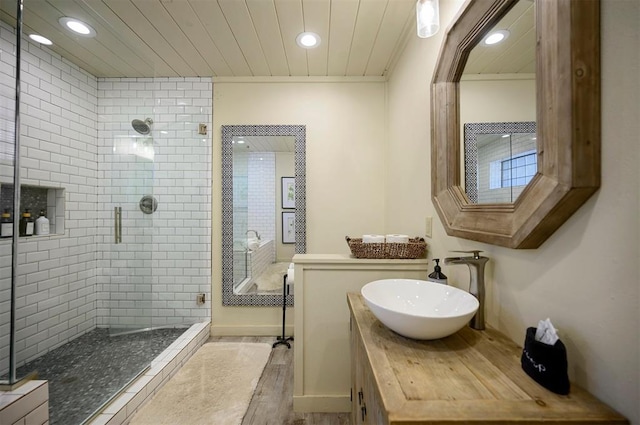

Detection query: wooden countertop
(347, 293), (628, 424)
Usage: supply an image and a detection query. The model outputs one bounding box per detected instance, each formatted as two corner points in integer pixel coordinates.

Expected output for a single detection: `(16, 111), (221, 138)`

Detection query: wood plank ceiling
(463, 0), (535, 75)
(0, 0), (418, 78)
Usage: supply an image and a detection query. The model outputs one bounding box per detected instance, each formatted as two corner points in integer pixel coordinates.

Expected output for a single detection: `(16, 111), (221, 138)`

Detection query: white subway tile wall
(248, 152), (275, 248)
(477, 135), (532, 203)
(0, 19), (16, 371)
(1, 22), (100, 368)
(0, 23), (17, 179)
(96, 77), (212, 329)
(0, 20), (211, 371)
(250, 240), (275, 282)
(232, 150), (249, 286)
(231, 152), (277, 286)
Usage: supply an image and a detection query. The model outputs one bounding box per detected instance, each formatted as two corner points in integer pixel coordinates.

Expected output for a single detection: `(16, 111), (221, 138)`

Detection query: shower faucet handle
(139, 195), (158, 214)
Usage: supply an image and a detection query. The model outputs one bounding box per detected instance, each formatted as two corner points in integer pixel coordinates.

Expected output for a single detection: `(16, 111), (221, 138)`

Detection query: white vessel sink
(361, 279), (479, 340)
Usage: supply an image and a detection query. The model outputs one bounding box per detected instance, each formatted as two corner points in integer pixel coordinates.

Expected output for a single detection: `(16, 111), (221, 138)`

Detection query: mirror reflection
(460, 0), (536, 204)
(232, 135), (295, 295)
(221, 125), (305, 307)
(463, 122), (536, 203)
(431, 0), (600, 248)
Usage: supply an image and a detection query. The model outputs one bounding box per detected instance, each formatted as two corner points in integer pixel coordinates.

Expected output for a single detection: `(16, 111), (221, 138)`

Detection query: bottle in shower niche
(35, 209), (50, 235)
(1, 209), (13, 238)
(19, 209), (34, 236)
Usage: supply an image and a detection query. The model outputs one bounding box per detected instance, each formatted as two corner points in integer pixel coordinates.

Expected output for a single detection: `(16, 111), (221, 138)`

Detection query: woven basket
(345, 236), (427, 259)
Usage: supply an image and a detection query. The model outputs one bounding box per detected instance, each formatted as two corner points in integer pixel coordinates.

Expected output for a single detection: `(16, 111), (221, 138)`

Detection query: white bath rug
(253, 262), (289, 292)
(129, 342), (271, 425)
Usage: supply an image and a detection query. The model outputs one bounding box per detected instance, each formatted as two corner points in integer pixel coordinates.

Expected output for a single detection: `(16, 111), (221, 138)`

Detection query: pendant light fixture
(417, 0), (440, 38)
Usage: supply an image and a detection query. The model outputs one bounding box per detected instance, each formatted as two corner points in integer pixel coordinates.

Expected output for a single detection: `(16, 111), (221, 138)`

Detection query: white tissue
(362, 234), (385, 243)
(535, 318), (559, 345)
(386, 234), (409, 243)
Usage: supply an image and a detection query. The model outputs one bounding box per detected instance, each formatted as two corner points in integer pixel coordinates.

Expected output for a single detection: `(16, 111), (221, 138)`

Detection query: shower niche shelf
(0, 184), (65, 237)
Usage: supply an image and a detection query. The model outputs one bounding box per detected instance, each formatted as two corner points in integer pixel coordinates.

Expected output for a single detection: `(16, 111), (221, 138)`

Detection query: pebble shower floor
(8, 327), (186, 425)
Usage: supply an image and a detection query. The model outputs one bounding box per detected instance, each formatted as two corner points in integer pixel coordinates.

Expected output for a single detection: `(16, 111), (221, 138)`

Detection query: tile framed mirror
(221, 125), (305, 306)
(431, 0), (601, 248)
(463, 121), (537, 204)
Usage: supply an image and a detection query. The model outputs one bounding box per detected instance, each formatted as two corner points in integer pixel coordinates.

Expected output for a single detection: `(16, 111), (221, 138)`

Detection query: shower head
(132, 118), (153, 135)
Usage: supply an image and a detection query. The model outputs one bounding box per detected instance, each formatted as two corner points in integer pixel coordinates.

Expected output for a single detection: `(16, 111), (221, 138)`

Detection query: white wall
(460, 77), (536, 124)
(212, 79), (386, 334)
(276, 152), (295, 262)
(248, 152), (276, 244)
(460, 77), (536, 202)
(386, 0), (639, 423)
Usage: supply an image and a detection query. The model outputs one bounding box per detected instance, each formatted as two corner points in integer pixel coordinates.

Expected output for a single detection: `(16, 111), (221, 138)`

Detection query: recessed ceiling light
(59, 17), (96, 38)
(29, 34), (53, 45)
(296, 32), (321, 49)
(483, 30), (509, 46)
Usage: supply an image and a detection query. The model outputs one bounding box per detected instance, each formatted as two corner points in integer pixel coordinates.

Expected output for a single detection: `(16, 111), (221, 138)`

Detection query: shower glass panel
(103, 123), (154, 336)
(0, 5), (20, 384)
(0, 0), (211, 420)
(233, 145), (249, 290)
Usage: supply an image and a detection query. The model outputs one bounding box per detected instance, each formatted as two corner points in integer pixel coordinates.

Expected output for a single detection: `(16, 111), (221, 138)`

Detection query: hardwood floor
(207, 336), (351, 425)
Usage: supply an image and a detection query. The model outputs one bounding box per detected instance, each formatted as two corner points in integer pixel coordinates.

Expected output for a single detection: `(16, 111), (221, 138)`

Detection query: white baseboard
(209, 324), (294, 336)
(292, 395), (351, 413)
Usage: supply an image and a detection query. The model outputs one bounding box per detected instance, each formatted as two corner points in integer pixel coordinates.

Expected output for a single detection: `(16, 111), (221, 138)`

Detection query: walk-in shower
(0, 4), (212, 424)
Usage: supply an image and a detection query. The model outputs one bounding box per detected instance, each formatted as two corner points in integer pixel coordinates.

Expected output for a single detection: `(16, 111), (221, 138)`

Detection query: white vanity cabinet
(292, 254), (429, 413)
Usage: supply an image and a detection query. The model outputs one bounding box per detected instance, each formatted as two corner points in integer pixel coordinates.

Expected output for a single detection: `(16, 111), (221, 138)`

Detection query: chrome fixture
(444, 250), (488, 330)
(246, 229), (261, 240)
(139, 195), (158, 214)
(114, 207), (122, 243)
(131, 118), (153, 135)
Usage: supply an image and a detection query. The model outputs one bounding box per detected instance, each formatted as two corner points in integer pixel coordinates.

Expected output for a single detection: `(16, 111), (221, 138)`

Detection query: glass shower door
(103, 125), (155, 336)
(0, 5), (19, 385)
(232, 148), (249, 293)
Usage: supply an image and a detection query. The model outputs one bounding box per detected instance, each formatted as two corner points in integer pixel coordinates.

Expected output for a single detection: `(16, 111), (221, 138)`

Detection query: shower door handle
(114, 207), (122, 243)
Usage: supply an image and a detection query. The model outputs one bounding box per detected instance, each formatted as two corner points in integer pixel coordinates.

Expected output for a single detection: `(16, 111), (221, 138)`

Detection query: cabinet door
(351, 314), (366, 424)
(351, 314), (386, 424)
(351, 315), (358, 424)
(361, 352), (386, 424)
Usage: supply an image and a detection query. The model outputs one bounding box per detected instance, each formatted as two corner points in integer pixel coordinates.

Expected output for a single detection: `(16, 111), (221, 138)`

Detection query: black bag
(521, 327), (570, 395)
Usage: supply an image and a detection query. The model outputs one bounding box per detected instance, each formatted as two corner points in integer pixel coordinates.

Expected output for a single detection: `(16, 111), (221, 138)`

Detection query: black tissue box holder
(521, 327), (570, 395)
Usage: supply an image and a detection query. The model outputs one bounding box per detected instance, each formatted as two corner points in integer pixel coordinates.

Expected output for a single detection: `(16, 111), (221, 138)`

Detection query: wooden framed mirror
(431, 0), (600, 248)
